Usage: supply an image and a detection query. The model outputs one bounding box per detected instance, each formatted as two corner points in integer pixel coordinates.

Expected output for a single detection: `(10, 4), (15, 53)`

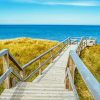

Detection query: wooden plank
(33, 45), (77, 85)
(9, 52), (22, 70)
(0, 67), (12, 85)
(66, 68), (79, 100)
(0, 49), (8, 57)
(24, 56), (52, 81)
(39, 58), (42, 75)
(12, 69), (23, 81)
(2, 54), (10, 89)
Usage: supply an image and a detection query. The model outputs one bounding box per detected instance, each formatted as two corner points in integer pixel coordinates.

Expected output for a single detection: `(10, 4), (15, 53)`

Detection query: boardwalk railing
(0, 37), (70, 89)
(66, 37), (100, 100)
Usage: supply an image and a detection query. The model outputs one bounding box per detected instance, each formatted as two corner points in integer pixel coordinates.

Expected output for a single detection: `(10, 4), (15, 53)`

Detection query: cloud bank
(11, 0), (100, 7)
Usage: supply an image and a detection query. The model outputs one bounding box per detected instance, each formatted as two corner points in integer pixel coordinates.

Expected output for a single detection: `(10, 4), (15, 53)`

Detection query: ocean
(0, 25), (100, 43)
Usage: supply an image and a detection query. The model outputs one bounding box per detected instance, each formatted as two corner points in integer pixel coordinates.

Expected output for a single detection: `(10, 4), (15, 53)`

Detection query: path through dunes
(0, 45), (78, 100)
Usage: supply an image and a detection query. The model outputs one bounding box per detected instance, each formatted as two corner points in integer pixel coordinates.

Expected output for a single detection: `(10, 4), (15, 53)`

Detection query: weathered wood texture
(2, 54), (10, 89)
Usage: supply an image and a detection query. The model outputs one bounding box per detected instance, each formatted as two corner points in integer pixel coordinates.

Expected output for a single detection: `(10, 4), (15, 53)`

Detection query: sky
(0, 0), (100, 25)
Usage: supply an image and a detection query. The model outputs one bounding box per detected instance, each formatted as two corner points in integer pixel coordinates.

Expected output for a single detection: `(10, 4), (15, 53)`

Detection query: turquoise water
(0, 25), (100, 43)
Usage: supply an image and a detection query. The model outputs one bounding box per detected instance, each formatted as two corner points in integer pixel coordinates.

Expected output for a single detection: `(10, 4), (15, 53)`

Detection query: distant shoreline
(0, 37), (58, 42)
(0, 24), (100, 26)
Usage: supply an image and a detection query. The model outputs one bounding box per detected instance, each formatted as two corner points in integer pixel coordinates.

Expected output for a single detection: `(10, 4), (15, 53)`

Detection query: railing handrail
(9, 52), (23, 70)
(67, 37), (100, 100)
(6, 37), (69, 70)
(0, 67), (23, 85)
(0, 37), (70, 87)
(0, 49), (8, 57)
(75, 37), (84, 51)
(0, 67), (12, 84)
(70, 50), (100, 100)
(0, 37), (69, 71)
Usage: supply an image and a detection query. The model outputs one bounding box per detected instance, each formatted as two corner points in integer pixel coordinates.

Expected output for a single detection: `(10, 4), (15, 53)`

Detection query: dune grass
(0, 38), (58, 94)
(75, 45), (100, 100)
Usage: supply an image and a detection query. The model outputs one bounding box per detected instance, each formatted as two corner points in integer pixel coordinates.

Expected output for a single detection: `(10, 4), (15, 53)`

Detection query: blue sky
(0, 0), (100, 25)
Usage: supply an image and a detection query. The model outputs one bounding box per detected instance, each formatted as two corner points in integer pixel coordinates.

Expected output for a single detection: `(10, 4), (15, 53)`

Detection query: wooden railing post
(80, 43), (82, 51)
(66, 53), (76, 91)
(82, 41), (85, 49)
(39, 58), (42, 75)
(20, 70), (24, 79)
(69, 57), (75, 87)
(81, 42), (83, 50)
(60, 45), (62, 53)
(66, 56), (74, 91)
(86, 39), (87, 47)
(50, 50), (53, 63)
(65, 76), (71, 90)
(68, 38), (71, 45)
(77, 48), (80, 56)
(3, 53), (10, 89)
(11, 77), (18, 87)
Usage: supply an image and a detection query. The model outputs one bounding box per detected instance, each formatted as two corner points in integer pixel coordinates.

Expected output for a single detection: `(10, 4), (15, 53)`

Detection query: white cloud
(11, 0), (100, 7)
(11, 0), (35, 3)
(44, 2), (99, 6)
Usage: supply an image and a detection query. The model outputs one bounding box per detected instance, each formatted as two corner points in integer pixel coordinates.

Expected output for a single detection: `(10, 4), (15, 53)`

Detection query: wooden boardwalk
(0, 37), (100, 100)
(33, 45), (77, 84)
(0, 45), (78, 100)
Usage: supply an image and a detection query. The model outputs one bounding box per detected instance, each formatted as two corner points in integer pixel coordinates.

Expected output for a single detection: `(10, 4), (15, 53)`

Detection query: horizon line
(0, 24), (100, 26)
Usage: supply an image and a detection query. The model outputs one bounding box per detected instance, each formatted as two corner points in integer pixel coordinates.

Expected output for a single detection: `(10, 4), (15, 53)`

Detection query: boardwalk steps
(0, 83), (75, 100)
(0, 37), (100, 100)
